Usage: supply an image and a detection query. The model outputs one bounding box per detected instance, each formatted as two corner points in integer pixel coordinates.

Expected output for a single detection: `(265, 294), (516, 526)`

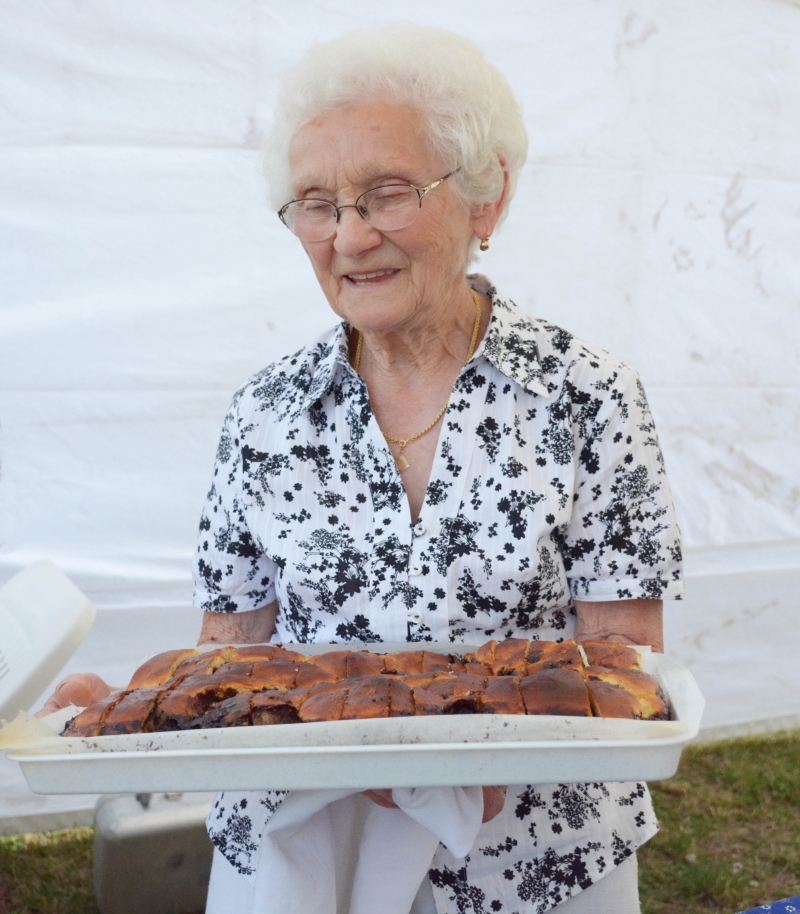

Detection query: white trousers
(550, 854), (640, 913)
(206, 848), (640, 914)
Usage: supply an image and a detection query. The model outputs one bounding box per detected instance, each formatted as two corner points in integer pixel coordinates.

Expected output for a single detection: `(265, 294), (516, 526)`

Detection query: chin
(335, 284), (412, 327)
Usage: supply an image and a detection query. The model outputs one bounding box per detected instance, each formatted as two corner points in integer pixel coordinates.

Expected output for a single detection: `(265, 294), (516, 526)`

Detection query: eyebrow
(293, 168), (419, 200)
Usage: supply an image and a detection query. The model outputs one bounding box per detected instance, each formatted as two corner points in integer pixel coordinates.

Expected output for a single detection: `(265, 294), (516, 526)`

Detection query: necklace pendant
(396, 452), (410, 472)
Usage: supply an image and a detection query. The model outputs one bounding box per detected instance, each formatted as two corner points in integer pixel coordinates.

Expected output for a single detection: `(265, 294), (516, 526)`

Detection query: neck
(352, 284), (487, 384)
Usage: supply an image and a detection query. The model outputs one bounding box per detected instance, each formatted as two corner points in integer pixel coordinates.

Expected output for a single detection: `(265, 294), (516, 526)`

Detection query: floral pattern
(737, 901), (800, 914)
(197, 276), (683, 912)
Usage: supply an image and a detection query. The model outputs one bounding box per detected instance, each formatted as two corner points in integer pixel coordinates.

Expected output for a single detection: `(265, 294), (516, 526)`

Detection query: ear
(471, 162), (510, 245)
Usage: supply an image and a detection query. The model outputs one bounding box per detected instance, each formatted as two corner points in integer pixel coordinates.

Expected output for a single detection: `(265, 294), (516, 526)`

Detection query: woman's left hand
(481, 786), (507, 823)
(362, 786), (506, 823)
(34, 673), (116, 718)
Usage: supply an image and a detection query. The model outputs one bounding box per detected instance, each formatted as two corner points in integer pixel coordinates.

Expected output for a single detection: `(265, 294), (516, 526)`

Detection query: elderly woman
(45, 23), (682, 914)
(194, 24), (682, 914)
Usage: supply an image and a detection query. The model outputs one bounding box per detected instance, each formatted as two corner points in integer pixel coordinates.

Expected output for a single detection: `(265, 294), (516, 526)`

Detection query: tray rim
(8, 731), (693, 765)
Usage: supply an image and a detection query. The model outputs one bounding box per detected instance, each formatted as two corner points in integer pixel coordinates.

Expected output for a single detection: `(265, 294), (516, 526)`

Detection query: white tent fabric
(1, 1), (799, 823)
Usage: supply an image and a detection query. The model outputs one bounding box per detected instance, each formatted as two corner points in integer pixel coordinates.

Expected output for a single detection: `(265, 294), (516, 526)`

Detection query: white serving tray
(6, 644), (704, 793)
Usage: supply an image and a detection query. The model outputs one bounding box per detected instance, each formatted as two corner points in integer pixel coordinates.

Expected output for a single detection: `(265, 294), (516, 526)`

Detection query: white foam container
(0, 560), (96, 723)
(8, 644), (704, 793)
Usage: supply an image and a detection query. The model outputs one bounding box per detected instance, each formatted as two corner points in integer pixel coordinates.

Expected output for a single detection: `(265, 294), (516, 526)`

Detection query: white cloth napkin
(249, 786), (484, 914)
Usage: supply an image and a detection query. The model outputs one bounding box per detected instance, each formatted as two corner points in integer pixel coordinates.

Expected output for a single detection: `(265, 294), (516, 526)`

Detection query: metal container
(93, 792), (214, 914)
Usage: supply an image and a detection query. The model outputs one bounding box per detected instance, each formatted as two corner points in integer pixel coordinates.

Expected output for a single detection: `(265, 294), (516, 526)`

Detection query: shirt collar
(469, 274), (551, 398)
(295, 275), (550, 416)
(290, 321), (354, 417)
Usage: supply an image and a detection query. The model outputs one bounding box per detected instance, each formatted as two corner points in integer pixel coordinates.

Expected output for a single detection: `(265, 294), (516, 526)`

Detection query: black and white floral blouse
(194, 275), (684, 913)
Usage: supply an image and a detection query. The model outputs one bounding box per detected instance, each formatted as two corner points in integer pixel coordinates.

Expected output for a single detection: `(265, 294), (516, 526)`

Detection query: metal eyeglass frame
(277, 169), (459, 240)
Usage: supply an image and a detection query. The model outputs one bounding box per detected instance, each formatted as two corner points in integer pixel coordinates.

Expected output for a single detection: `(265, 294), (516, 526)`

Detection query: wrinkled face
(288, 100), (476, 333)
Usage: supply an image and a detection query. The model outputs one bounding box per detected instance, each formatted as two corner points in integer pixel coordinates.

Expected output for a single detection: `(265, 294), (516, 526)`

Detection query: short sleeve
(557, 362), (684, 602)
(192, 398), (278, 613)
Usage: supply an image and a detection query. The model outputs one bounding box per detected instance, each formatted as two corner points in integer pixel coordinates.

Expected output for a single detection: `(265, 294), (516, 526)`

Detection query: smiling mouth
(344, 269), (399, 286)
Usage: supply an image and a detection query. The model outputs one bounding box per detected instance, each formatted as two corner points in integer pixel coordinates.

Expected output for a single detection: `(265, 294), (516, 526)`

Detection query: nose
(332, 205), (383, 258)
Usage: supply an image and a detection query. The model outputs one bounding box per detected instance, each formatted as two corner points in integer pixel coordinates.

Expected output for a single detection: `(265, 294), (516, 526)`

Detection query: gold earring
(480, 237), (490, 251)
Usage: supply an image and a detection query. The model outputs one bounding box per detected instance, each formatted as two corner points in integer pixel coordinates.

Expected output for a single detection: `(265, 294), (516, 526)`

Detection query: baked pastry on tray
(63, 639), (672, 737)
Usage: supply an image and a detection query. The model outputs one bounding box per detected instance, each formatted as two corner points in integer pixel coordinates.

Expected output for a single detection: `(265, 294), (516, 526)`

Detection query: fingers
(34, 698), (65, 718)
(362, 786), (506, 821)
(33, 673), (114, 719)
(481, 786), (507, 823)
(361, 789), (399, 809)
(55, 673), (113, 708)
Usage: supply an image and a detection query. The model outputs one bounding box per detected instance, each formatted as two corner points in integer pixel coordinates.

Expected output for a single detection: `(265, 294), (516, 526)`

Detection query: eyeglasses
(278, 170), (458, 242)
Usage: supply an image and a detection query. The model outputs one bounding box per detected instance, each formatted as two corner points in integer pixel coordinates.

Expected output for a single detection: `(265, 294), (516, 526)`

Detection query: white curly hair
(263, 23), (528, 258)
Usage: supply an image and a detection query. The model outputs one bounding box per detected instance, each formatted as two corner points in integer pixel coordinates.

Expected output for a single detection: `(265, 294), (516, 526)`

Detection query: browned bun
(520, 668), (592, 717)
(380, 649), (450, 675)
(381, 651), (423, 675)
(269, 647), (309, 664)
(250, 691), (303, 726)
(444, 695), (482, 714)
(425, 672), (485, 701)
(523, 641), (559, 664)
(345, 651), (385, 679)
(342, 677), (391, 720)
(295, 662), (341, 687)
(227, 645), (281, 663)
(462, 661), (494, 676)
(386, 678), (415, 717)
(306, 651), (350, 680)
(581, 642), (641, 670)
(63, 692), (126, 737)
(467, 640), (496, 665)
(586, 680), (643, 719)
(100, 688), (165, 735)
(526, 640), (583, 675)
(583, 667), (670, 720)
(490, 637), (530, 675)
(212, 662), (254, 678)
(425, 672), (487, 715)
(420, 651), (451, 672)
(172, 648), (236, 680)
(178, 673), (256, 700)
(227, 645), (307, 664)
(197, 692), (255, 728)
(152, 673), (255, 731)
(297, 681), (350, 723)
(248, 660), (302, 690)
(395, 672), (437, 690)
(410, 688), (447, 716)
(126, 649), (200, 690)
(480, 677), (525, 715)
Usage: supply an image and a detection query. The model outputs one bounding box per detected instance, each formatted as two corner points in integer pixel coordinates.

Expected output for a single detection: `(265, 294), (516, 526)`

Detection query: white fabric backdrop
(1, 0), (799, 760)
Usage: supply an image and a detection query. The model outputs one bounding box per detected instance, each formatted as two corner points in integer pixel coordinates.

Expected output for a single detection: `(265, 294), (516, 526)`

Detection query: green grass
(0, 828), (98, 914)
(640, 730), (800, 913)
(1, 732), (798, 913)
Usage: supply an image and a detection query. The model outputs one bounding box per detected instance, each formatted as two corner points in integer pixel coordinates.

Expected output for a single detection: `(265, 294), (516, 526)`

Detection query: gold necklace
(352, 288), (482, 472)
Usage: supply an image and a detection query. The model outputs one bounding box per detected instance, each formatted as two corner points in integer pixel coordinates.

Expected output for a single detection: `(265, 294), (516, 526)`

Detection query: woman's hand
(362, 786), (507, 824)
(362, 788), (399, 809)
(198, 603), (279, 645)
(34, 673), (115, 718)
(481, 786), (507, 823)
(574, 599), (664, 652)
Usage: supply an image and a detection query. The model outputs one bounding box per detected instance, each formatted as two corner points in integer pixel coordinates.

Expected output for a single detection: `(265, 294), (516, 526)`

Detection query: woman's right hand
(363, 786), (507, 823)
(34, 673), (115, 718)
